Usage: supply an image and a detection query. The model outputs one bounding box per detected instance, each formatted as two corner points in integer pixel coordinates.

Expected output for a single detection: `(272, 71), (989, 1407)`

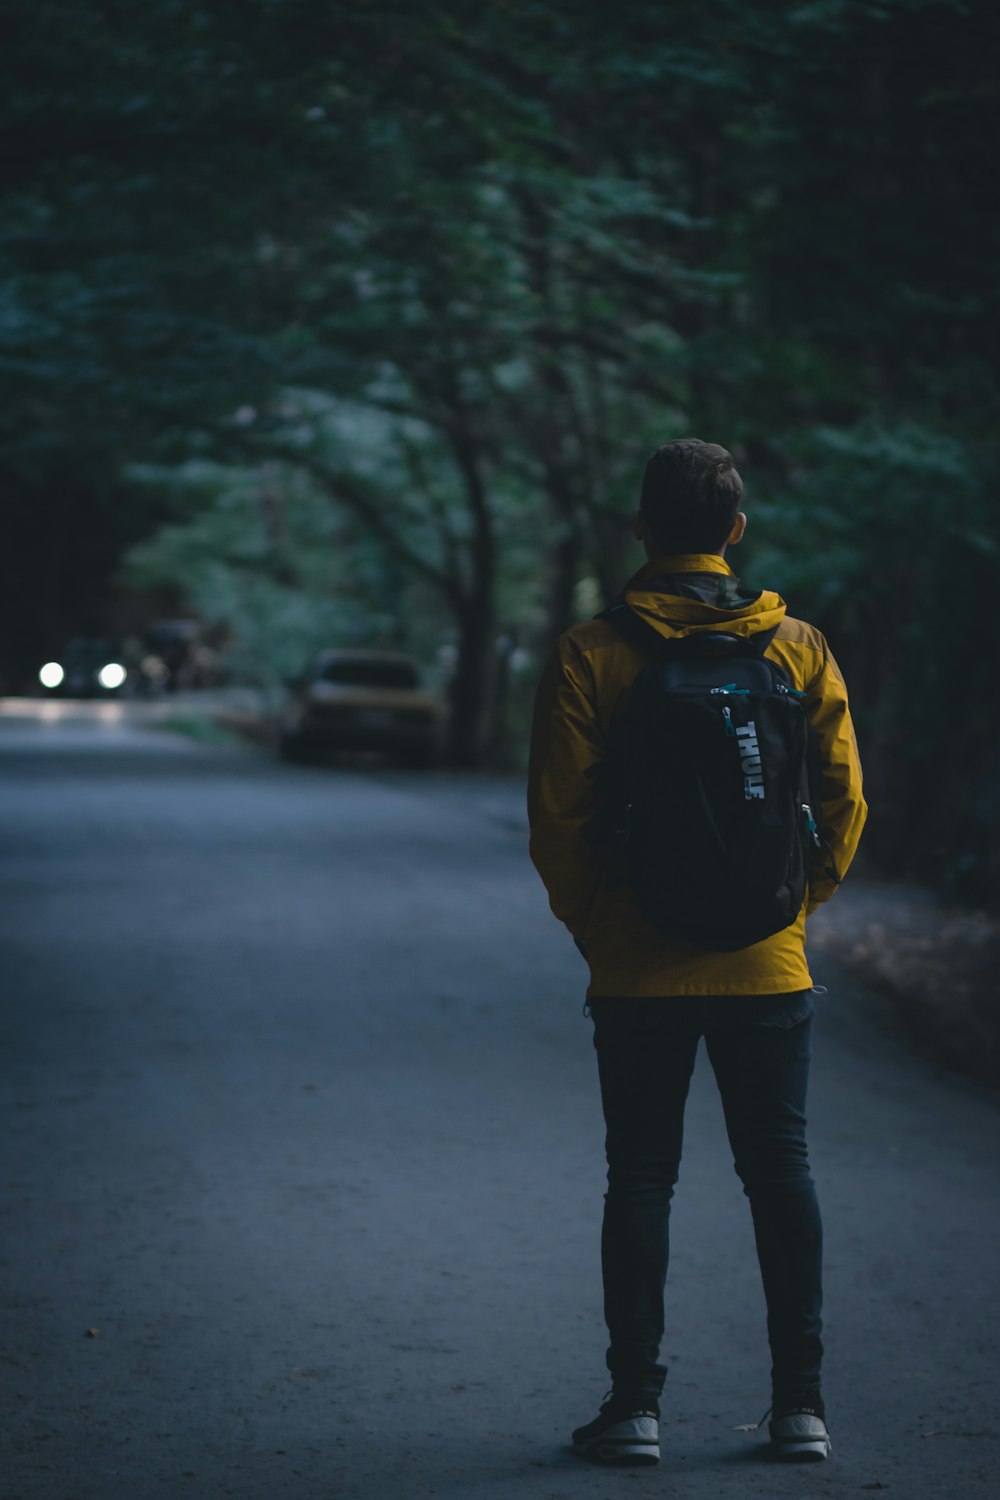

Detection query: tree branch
(304, 462), (466, 609)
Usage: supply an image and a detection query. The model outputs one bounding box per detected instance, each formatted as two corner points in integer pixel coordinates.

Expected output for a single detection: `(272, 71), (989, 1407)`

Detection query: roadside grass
(810, 882), (1000, 1091)
(149, 712), (246, 747)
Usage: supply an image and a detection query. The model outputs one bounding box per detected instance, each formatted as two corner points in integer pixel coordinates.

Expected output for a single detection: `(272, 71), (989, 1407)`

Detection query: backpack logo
(736, 721), (765, 800)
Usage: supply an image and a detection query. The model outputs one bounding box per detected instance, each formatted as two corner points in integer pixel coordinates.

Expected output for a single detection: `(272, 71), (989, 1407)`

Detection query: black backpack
(600, 602), (824, 952)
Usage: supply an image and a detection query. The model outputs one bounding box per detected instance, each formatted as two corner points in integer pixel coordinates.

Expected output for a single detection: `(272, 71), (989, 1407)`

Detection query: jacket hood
(620, 553), (786, 643)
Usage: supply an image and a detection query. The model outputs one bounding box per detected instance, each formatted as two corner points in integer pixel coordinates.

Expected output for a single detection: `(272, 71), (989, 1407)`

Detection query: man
(527, 439), (866, 1466)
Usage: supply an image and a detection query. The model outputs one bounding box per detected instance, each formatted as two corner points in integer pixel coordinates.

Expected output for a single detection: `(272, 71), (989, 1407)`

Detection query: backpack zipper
(721, 705), (735, 737)
(801, 803), (822, 848)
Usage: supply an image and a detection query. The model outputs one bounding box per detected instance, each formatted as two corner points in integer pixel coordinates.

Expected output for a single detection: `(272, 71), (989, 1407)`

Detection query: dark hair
(640, 438), (743, 554)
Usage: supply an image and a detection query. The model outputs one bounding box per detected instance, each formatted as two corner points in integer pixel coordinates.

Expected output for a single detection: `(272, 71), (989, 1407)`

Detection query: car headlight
(98, 662), (127, 690)
(39, 662), (65, 689)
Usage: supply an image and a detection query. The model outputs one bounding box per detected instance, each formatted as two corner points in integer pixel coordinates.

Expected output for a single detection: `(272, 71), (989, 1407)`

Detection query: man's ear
(728, 511), (747, 546)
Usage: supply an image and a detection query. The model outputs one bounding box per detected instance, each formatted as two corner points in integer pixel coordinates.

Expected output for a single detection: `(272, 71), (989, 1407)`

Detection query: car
(37, 638), (130, 698)
(280, 649), (443, 767)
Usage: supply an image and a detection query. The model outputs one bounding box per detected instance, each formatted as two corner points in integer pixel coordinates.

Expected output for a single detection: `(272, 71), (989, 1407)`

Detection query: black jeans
(590, 992), (822, 1401)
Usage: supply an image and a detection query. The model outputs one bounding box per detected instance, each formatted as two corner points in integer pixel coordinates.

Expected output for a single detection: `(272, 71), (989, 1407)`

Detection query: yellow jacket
(528, 553), (867, 997)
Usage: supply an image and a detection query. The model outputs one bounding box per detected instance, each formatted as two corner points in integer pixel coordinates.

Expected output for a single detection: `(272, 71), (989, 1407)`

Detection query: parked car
(280, 650), (442, 767)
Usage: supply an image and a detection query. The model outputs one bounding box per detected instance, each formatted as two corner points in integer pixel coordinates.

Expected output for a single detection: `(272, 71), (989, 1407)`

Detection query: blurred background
(3, 9), (1000, 1495)
(3, 0), (998, 890)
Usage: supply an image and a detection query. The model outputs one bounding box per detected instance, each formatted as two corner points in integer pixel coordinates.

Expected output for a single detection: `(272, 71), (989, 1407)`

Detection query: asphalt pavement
(2, 701), (998, 1500)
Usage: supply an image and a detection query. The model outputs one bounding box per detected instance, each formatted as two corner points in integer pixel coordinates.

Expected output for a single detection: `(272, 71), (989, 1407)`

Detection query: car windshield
(66, 639), (115, 664)
(319, 659), (419, 689)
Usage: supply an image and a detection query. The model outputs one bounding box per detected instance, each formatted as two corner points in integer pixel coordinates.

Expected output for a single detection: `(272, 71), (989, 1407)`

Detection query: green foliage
(2, 0), (999, 886)
(743, 420), (999, 892)
(125, 458), (401, 697)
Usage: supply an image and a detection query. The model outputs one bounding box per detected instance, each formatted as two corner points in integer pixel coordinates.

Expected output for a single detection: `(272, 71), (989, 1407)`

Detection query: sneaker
(768, 1390), (832, 1462)
(571, 1393), (660, 1465)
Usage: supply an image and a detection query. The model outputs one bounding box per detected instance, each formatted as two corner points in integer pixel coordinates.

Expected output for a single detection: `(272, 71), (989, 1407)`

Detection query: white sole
(775, 1439), (831, 1461)
(576, 1442), (660, 1465)
(573, 1415), (660, 1465)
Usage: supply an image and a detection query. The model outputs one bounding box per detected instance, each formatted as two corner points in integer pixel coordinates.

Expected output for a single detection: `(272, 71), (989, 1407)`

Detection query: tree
(3, 0), (999, 892)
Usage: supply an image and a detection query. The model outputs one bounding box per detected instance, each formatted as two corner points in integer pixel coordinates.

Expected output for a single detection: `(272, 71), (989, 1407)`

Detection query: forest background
(1, 0), (998, 906)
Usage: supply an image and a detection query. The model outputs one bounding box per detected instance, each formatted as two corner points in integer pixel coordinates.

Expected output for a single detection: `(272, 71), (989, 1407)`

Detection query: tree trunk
(447, 598), (496, 768)
(439, 373), (499, 768)
(543, 522), (579, 654)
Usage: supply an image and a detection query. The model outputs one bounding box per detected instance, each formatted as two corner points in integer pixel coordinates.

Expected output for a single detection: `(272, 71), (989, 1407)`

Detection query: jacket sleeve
(527, 635), (605, 942)
(804, 637), (868, 912)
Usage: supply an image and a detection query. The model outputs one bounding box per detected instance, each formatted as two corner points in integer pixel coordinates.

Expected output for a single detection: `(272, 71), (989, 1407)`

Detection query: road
(2, 701), (998, 1500)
